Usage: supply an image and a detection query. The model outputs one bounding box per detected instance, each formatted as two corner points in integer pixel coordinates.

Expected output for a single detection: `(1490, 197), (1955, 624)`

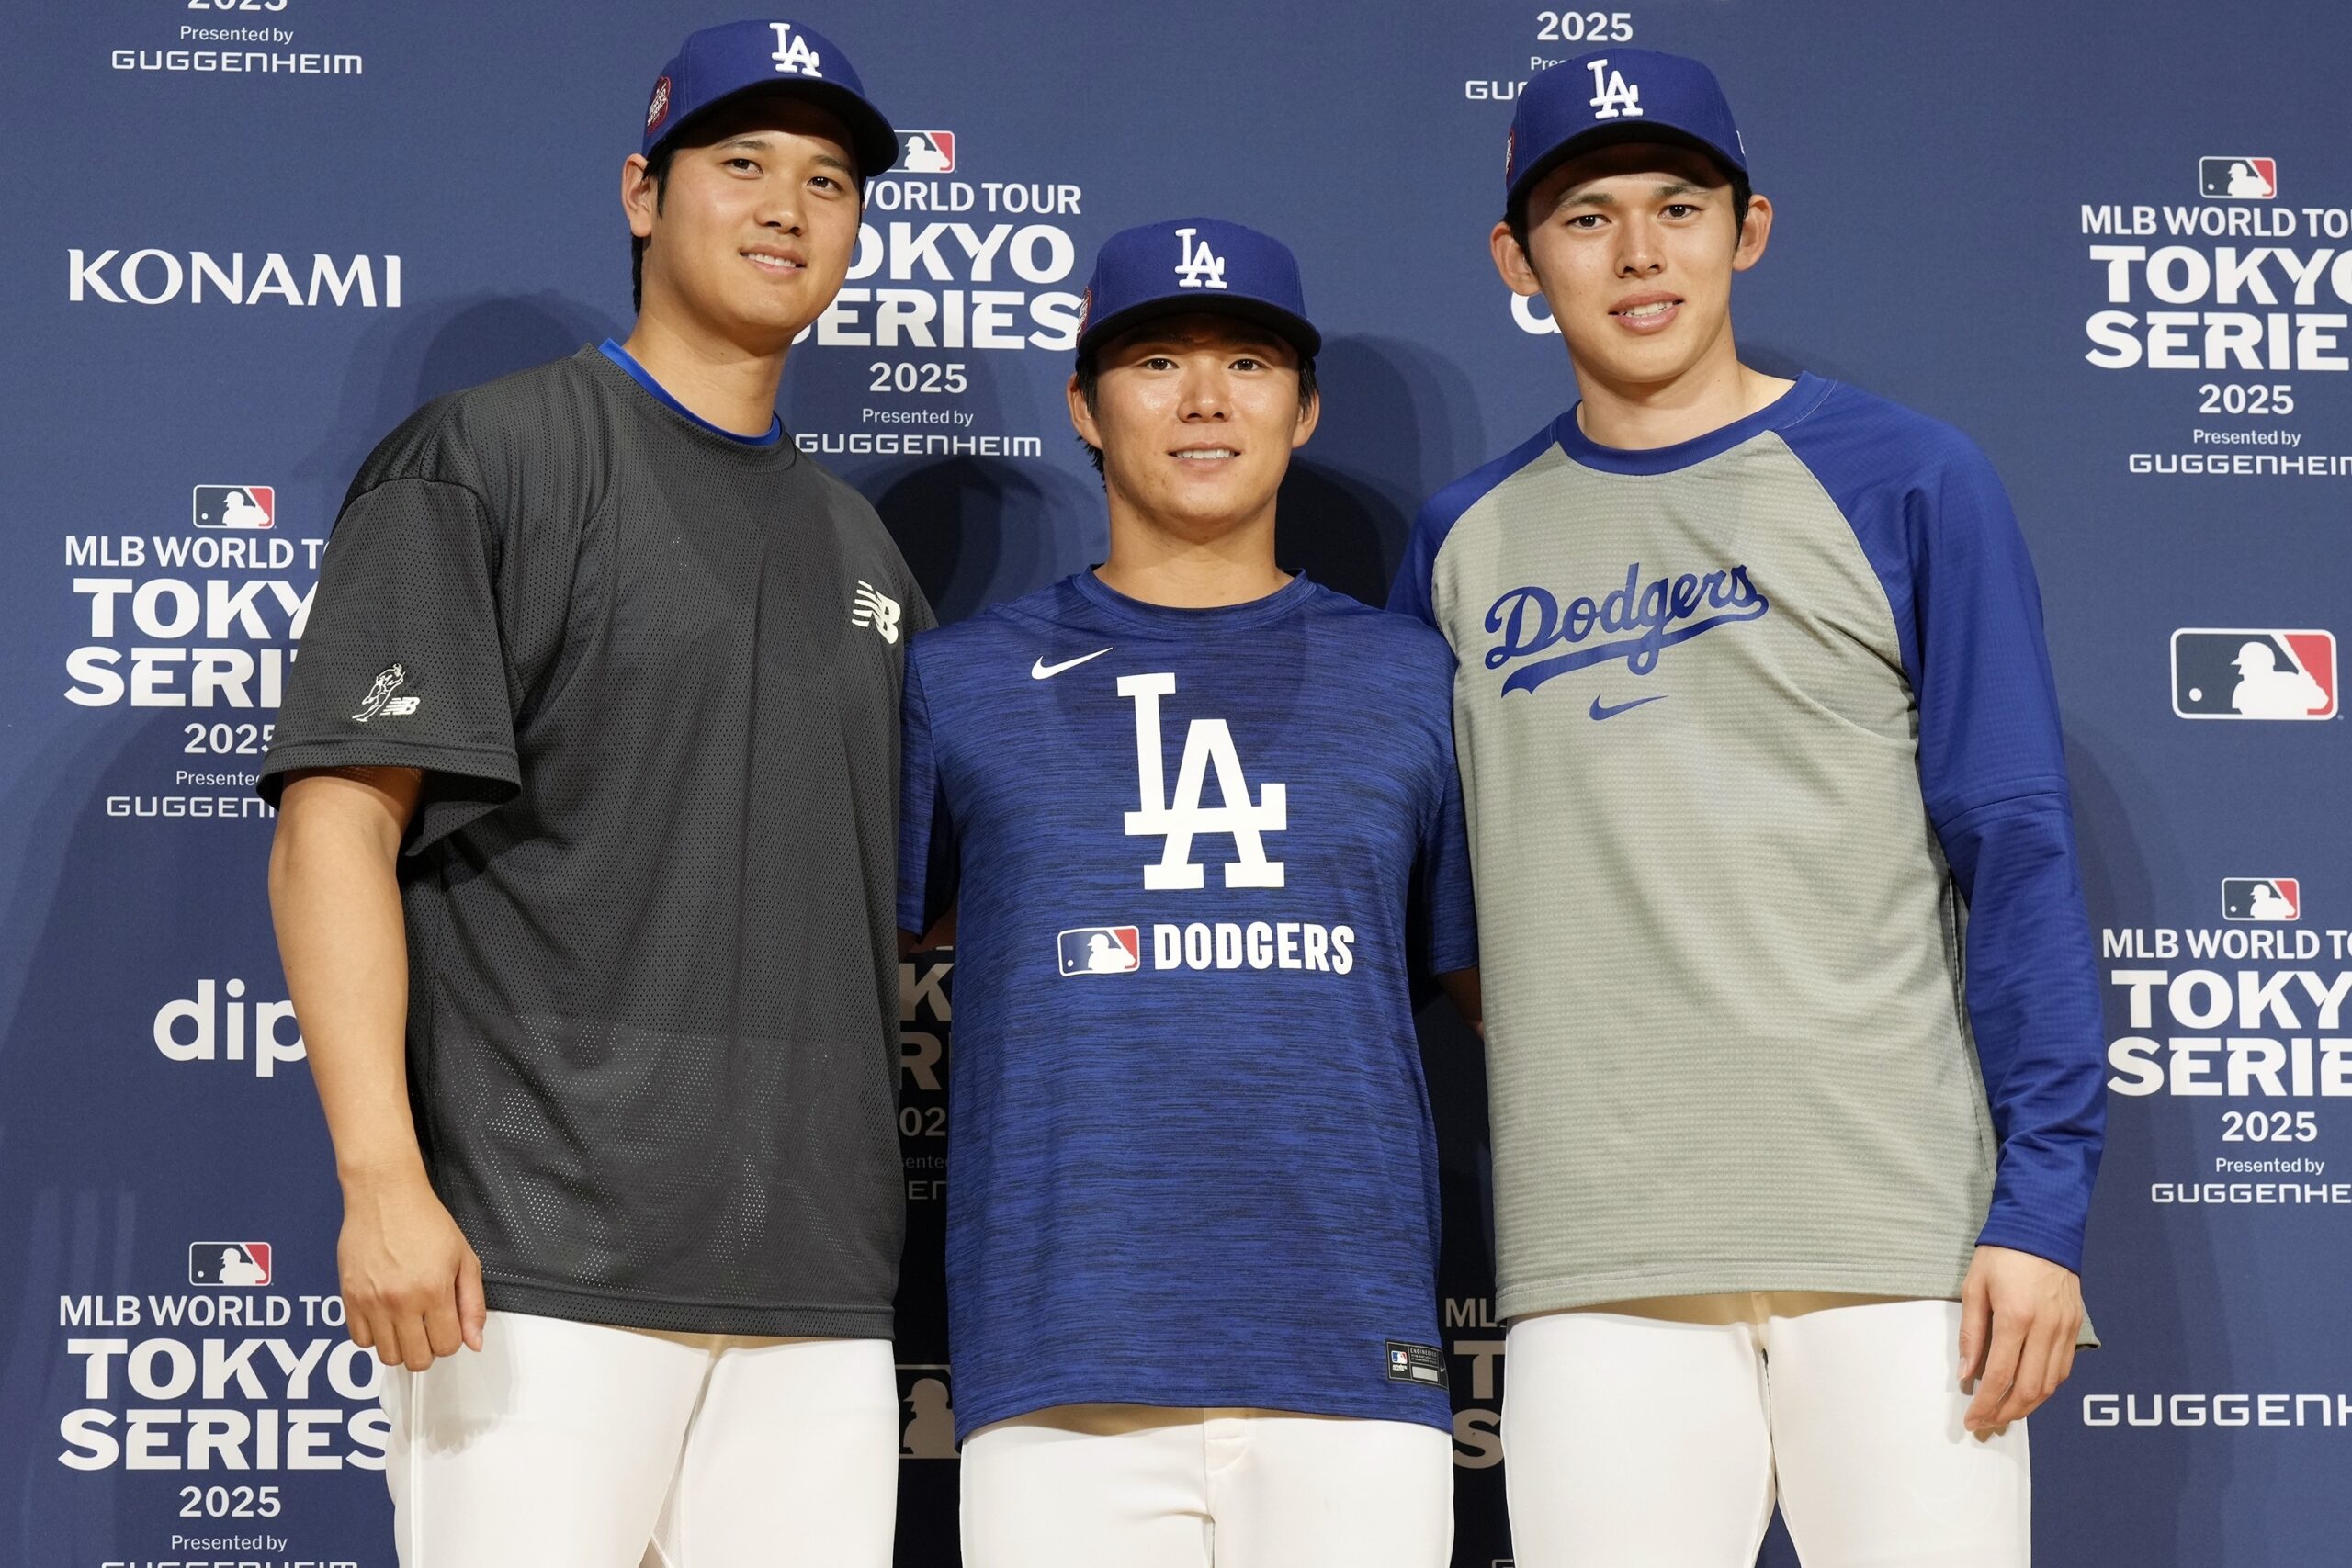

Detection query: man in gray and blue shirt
(1392, 49), (2104, 1567)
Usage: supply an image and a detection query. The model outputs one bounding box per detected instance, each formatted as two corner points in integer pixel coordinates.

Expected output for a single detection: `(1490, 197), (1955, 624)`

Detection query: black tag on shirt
(1385, 1340), (1448, 1387)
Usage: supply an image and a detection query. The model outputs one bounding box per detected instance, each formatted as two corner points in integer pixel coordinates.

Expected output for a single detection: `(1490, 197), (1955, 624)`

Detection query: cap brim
(1507, 122), (1743, 217)
(654, 80), (900, 181)
(1077, 296), (1322, 361)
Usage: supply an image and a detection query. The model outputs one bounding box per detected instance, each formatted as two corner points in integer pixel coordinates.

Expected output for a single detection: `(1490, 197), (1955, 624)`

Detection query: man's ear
(1732, 192), (1773, 274)
(622, 153), (659, 242)
(1067, 371), (1103, 451)
(1490, 220), (1543, 299)
(1290, 383), (1321, 451)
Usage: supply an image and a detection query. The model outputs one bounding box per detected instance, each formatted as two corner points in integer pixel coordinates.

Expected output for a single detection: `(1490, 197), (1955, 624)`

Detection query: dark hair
(1070, 346), (1319, 476)
(1505, 167), (1752, 258)
(630, 141), (680, 315)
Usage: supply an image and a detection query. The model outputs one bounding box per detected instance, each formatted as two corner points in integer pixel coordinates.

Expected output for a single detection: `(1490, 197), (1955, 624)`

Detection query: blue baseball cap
(1075, 218), (1321, 360)
(641, 19), (899, 181)
(1504, 49), (1747, 218)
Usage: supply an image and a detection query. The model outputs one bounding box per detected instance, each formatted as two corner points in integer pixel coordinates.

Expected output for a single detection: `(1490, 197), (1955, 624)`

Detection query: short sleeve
(258, 477), (520, 852)
(1415, 682), (1478, 976)
(897, 642), (958, 938)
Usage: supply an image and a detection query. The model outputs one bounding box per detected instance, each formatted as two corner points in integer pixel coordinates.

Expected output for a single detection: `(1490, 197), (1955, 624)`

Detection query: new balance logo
(769, 22), (823, 78)
(1173, 227), (1229, 290)
(853, 581), (902, 644)
(1586, 57), (1644, 120)
(353, 665), (419, 723)
(1120, 672), (1284, 889)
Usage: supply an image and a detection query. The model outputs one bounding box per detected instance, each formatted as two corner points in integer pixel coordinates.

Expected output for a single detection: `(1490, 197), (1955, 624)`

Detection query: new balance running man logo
(853, 581), (903, 643)
(1119, 672), (1285, 889)
(353, 665), (419, 723)
(769, 22), (823, 77)
(1586, 57), (1644, 120)
(1173, 228), (1229, 290)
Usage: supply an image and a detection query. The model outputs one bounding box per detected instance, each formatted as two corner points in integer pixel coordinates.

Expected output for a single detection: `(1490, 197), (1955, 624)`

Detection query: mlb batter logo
(1058, 926), (1141, 976)
(2171, 629), (2336, 719)
(899, 130), (956, 173)
(2200, 157), (2278, 200)
(192, 484), (274, 530)
(897, 1363), (956, 1460)
(188, 1241), (272, 1287)
(2222, 878), (2301, 921)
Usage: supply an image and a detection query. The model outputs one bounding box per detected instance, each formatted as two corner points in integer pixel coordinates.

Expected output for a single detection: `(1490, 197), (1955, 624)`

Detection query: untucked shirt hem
(485, 1275), (893, 1339)
(1498, 1258), (1975, 1322)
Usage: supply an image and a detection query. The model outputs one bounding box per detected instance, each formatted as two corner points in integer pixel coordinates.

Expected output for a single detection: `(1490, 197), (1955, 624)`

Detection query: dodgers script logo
(769, 22), (822, 78)
(1485, 563), (1768, 695)
(1173, 228), (1229, 290)
(1587, 57), (1644, 121)
(1120, 672), (1284, 889)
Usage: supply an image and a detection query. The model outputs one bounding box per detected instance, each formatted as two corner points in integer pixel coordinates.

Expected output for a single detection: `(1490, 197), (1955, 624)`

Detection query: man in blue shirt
(1391, 49), (2105, 1567)
(899, 219), (1478, 1567)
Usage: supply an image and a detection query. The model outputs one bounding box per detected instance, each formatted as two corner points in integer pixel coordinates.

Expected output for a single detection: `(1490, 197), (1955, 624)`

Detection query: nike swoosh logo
(1589, 694), (1667, 721)
(1031, 647), (1114, 680)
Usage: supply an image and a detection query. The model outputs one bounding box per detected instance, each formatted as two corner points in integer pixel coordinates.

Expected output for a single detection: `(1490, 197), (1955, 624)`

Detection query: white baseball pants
(379, 1309), (899, 1568)
(959, 1403), (1454, 1568)
(1502, 1293), (2030, 1567)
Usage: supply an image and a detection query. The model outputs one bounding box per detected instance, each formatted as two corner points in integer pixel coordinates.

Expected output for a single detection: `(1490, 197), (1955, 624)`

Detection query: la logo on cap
(1174, 227), (1228, 290)
(769, 21), (822, 78)
(1587, 56), (1643, 120)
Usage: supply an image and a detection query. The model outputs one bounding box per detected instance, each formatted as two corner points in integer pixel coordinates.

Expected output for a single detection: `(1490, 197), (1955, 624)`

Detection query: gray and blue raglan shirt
(1390, 373), (2105, 1318)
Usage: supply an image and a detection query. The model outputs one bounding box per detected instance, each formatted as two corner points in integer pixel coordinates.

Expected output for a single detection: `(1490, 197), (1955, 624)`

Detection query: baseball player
(260, 20), (925, 1565)
(1390, 49), (2106, 1567)
(899, 218), (1478, 1567)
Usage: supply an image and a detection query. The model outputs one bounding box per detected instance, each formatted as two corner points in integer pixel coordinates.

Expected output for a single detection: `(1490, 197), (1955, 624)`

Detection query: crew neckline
(1069, 568), (1317, 633)
(1553, 371), (1834, 476)
(597, 339), (785, 447)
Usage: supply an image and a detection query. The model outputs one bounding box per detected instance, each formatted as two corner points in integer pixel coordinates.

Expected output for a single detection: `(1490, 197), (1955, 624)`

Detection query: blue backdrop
(4, 3), (2348, 1563)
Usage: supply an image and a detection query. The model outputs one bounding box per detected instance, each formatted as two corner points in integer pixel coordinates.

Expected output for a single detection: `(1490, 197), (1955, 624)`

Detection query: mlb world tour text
(2103, 923), (2352, 1205)
(62, 536), (322, 710)
(54, 1292), (387, 1474)
(2079, 205), (2352, 370)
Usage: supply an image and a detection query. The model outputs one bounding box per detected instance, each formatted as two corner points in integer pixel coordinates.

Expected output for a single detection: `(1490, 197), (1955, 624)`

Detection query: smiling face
(625, 96), (863, 352)
(1069, 313), (1319, 540)
(1493, 141), (1771, 399)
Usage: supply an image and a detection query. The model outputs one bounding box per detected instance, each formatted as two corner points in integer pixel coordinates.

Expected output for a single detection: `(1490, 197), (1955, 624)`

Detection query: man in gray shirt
(261, 20), (926, 1566)
(1394, 48), (2104, 1567)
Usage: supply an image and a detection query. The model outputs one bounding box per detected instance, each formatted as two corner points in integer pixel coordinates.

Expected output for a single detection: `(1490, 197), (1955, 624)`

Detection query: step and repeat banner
(2, 2), (2346, 1563)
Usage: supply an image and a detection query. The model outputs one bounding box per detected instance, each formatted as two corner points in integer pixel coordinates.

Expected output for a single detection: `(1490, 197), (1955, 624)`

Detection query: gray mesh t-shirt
(260, 345), (932, 1337)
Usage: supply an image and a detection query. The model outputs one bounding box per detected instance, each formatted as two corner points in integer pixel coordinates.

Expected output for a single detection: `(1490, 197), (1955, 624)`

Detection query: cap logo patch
(1172, 227), (1229, 291)
(768, 21), (823, 79)
(1505, 124), (1517, 182)
(645, 74), (672, 132)
(1586, 57), (1644, 121)
(1076, 285), (1092, 335)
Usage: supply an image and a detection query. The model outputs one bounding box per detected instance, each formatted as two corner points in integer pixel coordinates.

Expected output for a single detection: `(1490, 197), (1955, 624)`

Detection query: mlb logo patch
(2222, 878), (2301, 922)
(1057, 926), (1140, 976)
(896, 1363), (956, 1459)
(898, 130), (956, 173)
(2200, 157), (2278, 200)
(188, 1242), (272, 1287)
(192, 485), (274, 530)
(2172, 629), (2336, 719)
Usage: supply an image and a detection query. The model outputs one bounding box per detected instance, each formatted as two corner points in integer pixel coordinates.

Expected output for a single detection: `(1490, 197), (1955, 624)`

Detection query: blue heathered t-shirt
(899, 570), (1477, 1440)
